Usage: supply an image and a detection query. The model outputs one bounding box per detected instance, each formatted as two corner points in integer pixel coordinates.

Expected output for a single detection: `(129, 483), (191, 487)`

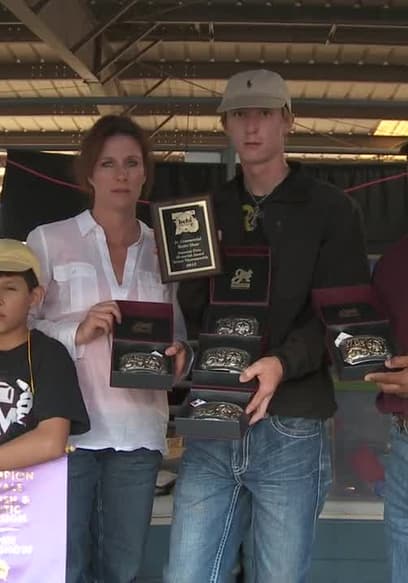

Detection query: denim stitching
(231, 426), (252, 477)
(270, 417), (321, 439)
(312, 425), (325, 527)
(209, 482), (242, 583)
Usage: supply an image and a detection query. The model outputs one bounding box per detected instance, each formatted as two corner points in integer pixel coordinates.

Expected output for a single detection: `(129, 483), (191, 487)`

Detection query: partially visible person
(0, 238), (89, 469)
(167, 69), (370, 583)
(27, 116), (189, 583)
(365, 236), (408, 583)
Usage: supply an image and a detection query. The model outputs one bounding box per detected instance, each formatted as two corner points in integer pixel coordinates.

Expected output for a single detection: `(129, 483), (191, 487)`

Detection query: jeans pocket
(270, 415), (322, 439)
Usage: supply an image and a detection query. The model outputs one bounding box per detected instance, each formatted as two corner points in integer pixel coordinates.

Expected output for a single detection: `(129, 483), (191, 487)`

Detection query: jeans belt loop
(393, 413), (408, 434)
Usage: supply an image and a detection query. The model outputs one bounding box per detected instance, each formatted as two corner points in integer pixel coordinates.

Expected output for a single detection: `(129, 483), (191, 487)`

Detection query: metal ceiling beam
(2, 62), (408, 85)
(0, 0), (127, 115)
(0, 131), (405, 155)
(96, 24), (158, 76)
(118, 5), (408, 27)
(2, 22), (408, 46)
(71, 0), (140, 53)
(122, 62), (408, 84)
(109, 23), (408, 46)
(0, 22), (408, 48)
(0, 97), (406, 120)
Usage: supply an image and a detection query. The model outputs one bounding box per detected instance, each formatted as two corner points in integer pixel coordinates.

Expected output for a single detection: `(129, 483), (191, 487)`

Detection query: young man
(364, 237), (408, 583)
(166, 70), (370, 582)
(0, 239), (89, 469)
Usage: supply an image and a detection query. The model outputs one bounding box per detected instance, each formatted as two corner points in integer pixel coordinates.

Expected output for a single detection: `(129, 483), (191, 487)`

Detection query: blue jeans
(165, 415), (331, 583)
(385, 422), (408, 583)
(66, 447), (162, 583)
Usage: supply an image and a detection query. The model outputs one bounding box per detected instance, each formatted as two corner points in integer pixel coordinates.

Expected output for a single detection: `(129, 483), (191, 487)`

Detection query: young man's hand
(365, 355), (408, 398)
(240, 356), (284, 425)
(75, 301), (122, 346)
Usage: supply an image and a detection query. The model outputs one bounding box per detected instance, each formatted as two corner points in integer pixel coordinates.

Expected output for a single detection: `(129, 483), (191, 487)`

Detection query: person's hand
(365, 355), (408, 398)
(165, 341), (190, 383)
(75, 301), (121, 346)
(240, 356), (284, 425)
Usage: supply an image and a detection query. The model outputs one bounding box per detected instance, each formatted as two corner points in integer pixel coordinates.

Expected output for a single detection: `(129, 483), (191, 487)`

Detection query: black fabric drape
(304, 162), (408, 254)
(1, 150), (407, 254)
(1, 150), (88, 240)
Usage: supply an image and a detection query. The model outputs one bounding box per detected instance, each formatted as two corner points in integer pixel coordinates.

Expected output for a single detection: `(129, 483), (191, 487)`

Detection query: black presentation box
(196, 246), (271, 391)
(110, 300), (175, 390)
(175, 388), (252, 440)
(192, 333), (262, 391)
(312, 285), (397, 381)
(182, 247), (271, 438)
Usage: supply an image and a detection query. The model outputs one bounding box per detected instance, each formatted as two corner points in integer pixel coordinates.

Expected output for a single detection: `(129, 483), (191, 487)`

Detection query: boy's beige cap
(217, 69), (292, 113)
(0, 239), (41, 281)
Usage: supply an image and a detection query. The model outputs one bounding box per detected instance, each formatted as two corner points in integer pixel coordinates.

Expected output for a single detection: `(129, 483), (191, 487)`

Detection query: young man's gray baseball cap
(217, 69), (292, 114)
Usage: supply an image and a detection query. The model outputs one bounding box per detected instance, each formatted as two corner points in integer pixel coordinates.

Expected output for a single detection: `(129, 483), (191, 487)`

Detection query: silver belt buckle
(190, 401), (244, 421)
(119, 351), (167, 374)
(215, 316), (259, 337)
(199, 347), (250, 373)
(339, 334), (391, 366)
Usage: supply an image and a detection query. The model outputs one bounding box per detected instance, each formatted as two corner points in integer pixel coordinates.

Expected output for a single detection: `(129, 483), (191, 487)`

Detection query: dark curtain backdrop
(1, 150), (407, 254)
(303, 162), (408, 254)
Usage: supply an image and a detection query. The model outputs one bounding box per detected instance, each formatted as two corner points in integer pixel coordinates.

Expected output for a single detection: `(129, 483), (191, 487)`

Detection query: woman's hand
(165, 341), (192, 383)
(75, 301), (122, 346)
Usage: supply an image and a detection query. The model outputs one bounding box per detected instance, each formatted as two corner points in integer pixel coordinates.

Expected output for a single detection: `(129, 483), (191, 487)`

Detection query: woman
(27, 115), (189, 583)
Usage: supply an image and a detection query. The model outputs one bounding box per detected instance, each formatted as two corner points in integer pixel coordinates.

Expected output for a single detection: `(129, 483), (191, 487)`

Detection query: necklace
(244, 166), (290, 230)
(245, 187), (273, 230)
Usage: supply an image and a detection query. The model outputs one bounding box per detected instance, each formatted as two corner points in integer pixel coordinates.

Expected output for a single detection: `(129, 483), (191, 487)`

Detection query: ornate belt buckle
(339, 335), (391, 366)
(199, 347), (250, 373)
(119, 351), (168, 374)
(215, 316), (259, 337)
(190, 401), (244, 421)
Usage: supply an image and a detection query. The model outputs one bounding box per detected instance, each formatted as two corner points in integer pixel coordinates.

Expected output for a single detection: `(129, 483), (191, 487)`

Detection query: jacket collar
(229, 161), (312, 204)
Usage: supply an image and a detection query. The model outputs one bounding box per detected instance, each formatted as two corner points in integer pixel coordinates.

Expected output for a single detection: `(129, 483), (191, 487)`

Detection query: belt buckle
(215, 316), (259, 337)
(119, 351), (167, 374)
(199, 347), (251, 373)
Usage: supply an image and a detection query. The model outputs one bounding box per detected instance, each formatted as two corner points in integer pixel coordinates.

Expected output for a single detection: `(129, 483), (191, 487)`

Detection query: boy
(0, 238), (89, 469)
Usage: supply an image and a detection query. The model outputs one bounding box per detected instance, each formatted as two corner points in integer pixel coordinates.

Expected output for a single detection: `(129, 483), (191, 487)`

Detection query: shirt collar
(76, 210), (98, 237)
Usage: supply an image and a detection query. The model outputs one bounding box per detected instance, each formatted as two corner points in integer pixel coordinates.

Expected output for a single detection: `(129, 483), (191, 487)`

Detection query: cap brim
(0, 260), (40, 280)
(217, 95), (289, 113)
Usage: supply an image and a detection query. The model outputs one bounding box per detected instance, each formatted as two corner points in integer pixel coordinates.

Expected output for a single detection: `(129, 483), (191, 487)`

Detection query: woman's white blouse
(27, 210), (186, 453)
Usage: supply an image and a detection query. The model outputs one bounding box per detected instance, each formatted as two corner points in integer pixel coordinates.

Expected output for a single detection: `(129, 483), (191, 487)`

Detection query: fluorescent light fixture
(374, 120), (408, 136)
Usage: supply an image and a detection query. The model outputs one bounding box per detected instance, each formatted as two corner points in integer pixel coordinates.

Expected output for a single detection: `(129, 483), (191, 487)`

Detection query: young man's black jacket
(178, 163), (370, 419)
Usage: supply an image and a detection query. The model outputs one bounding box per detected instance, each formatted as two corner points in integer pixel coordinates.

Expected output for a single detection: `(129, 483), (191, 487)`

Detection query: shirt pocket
(53, 262), (100, 313)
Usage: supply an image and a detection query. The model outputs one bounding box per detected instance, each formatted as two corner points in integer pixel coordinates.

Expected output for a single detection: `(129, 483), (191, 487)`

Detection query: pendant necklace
(245, 186), (274, 230)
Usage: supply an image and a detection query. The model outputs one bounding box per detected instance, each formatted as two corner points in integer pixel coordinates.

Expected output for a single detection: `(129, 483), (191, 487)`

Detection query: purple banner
(0, 456), (67, 583)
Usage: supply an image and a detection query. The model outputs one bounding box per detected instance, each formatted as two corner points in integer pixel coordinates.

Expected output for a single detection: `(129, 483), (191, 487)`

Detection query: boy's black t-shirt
(0, 329), (89, 444)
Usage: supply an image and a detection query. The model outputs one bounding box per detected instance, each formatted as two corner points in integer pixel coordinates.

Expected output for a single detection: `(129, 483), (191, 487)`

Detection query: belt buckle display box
(176, 246), (271, 439)
(175, 388), (252, 440)
(110, 300), (174, 390)
(312, 285), (397, 381)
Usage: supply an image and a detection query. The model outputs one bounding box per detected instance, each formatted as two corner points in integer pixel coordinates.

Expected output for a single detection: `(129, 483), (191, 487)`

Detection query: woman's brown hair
(74, 115), (154, 203)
